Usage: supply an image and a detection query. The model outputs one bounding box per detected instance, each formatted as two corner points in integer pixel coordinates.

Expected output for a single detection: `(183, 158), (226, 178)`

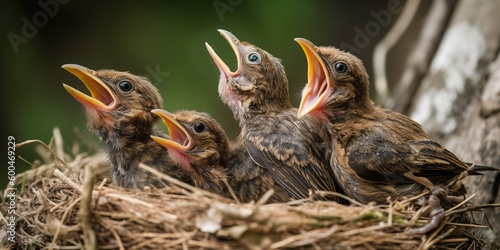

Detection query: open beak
(151, 109), (193, 153)
(295, 38), (331, 118)
(205, 29), (242, 78)
(62, 64), (117, 111)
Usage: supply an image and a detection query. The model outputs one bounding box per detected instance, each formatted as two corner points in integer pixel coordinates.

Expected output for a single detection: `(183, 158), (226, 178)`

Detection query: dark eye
(247, 53), (261, 64)
(118, 81), (133, 92)
(193, 122), (206, 133)
(334, 62), (348, 73)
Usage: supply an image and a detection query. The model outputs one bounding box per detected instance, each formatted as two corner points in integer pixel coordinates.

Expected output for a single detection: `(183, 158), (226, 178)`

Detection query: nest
(1, 128), (497, 250)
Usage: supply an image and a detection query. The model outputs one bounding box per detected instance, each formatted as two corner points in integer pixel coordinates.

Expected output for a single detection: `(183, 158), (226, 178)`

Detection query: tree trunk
(387, 0), (500, 246)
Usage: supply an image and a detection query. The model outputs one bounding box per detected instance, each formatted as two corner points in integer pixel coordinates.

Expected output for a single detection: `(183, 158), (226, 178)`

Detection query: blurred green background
(1, 1), (403, 184)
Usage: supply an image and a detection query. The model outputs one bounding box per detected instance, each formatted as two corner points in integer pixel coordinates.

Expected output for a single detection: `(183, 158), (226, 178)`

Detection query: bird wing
(346, 128), (468, 187)
(407, 140), (470, 184)
(244, 111), (337, 200)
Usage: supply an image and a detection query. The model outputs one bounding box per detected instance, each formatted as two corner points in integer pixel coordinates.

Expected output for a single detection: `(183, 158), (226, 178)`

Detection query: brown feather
(297, 43), (483, 203)
(209, 31), (339, 201)
(156, 110), (290, 202)
(64, 67), (192, 189)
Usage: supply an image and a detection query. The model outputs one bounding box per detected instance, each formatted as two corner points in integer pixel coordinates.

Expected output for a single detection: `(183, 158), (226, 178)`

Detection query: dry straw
(1, 128), (498, 249)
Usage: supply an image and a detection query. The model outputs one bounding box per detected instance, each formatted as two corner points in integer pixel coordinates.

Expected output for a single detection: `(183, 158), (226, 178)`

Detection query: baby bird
(295, 38), (493, 234)
(206, 30), (338, 201)
(63, 64), (191, 189)
(151, 109), (289, 202)
(150, 109), (229, 193)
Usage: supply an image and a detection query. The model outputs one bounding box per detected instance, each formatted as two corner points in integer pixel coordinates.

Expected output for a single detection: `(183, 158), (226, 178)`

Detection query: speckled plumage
(295, 39), (488, 233)
(152, 109), (289, 202)
(152, 110), (229, 193)
(227, 138), (291, 203)
(63, 65), (191, 189)
(207, 30), (338, 201)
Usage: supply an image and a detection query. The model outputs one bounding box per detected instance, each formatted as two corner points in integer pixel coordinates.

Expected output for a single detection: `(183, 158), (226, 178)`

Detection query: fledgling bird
(206, 30), (339, 201)
(150, 109), (229, 193)
(151, 109), (289, 202)
(295, 38), (495, 234)
(63, 64), (191, 189)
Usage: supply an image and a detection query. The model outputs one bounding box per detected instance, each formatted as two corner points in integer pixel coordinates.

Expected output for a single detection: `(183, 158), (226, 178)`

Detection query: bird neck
(325, 100), (381, 146)
(326, 99), (376, 125)
(235, 97), (293, 126)
(97, 118), (158, 172)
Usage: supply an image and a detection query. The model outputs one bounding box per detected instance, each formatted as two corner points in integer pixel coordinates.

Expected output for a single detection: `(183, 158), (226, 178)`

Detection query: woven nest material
(1, 129), (497, 250)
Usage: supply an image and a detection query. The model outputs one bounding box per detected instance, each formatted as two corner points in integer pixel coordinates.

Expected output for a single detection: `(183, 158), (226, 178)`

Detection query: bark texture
(400, 0), (500, 246)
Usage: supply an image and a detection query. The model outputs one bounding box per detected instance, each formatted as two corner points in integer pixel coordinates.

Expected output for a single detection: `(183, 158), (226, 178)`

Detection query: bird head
(295, 38), (371, 121)
(62, 64), (163, 131)
(206, 29), (291, 123)
(151, 109), (230, 172)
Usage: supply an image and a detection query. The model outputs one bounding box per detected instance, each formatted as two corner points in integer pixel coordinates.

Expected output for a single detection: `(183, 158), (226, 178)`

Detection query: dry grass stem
(1, 131), (496, 249)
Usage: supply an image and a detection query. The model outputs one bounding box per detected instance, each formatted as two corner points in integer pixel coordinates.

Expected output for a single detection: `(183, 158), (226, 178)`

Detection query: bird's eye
(193, 122), (206, 133)
(247, 53), (261, 64)
(334, 62), (348, 74)
(118, 81), (133, 92)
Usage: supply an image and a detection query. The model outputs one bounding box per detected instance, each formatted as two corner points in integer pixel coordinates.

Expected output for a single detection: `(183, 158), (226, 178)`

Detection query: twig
(97, 216), (126, 250)
(438, 237), (469, 243)
(446, 222), (487, 228)
(313, 190), (367, 207)
(399, 190), (430, 207)
(105, 193), (152, 208)
(80, 164), (97, 250)
(222, 177), (240, 205)
(53, 127), (66, 163)
(423, 227), (455, 250)
(48, 196), (82, 250)
(391, 0), (458, 113)
(387, 198), (394, 226)
(337, 224), (391, 237)
(445, 194), (476, 214)
(271, 226), (339, 249)
(16, 139), (67, 167)
(110, 226), (125, 250)
(446, 203), (500, 216)
(256, 189), (274, 206)
(97, 178), (108, 189)
(53, 169), (83, 193)
(17, 155), (35, 167)
(213, 201), (254, 219)
(374, 0), (422, 106)
(407, 204), (429, 228)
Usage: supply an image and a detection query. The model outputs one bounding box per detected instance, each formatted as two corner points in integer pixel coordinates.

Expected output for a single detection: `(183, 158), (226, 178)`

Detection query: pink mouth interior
(304, 56), (329, 108)
(312, 67), (328, 98)
(92, 85), (115, 107)
(168, 124), (189, 147)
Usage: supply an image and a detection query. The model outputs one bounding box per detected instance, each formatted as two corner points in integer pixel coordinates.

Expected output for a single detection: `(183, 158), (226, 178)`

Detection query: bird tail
(464, 162), (498, 175)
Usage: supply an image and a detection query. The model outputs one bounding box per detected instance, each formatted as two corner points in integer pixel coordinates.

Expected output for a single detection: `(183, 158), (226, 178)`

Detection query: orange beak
(151, 109), (194, 169)
(62, 64), (117, 111)
(205, 29), (242, 78)
(295, 38), (331, 118)
(151, 109), (193, 153)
